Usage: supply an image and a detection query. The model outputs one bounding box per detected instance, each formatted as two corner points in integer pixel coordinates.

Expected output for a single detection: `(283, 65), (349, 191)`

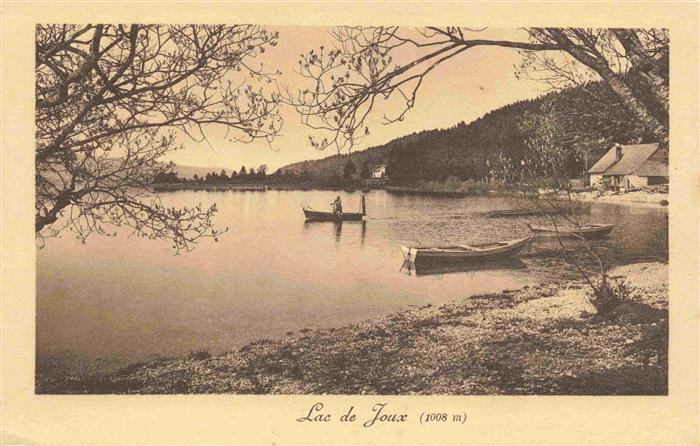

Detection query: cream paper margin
(1, 2), (698, 444)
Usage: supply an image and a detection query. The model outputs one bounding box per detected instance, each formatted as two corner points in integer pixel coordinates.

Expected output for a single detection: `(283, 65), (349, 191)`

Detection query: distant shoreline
(152, 183), (267, 192)
(151, 182), (386, 193)
(151, 181), (505, 196)
(152, 182), (669, 207)
(384, 185), (511, 197)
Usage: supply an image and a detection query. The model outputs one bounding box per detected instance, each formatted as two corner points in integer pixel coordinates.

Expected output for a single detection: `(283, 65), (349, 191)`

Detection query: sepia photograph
(31, 23), (673, 396)
(4, 2), (700, 444)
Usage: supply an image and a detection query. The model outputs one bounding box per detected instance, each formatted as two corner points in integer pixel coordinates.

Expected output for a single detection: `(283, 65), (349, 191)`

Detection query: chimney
(614, 143), (623, 162)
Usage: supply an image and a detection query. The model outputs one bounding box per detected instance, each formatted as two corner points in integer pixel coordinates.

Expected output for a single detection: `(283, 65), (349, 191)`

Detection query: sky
(162, 27), (550, 173)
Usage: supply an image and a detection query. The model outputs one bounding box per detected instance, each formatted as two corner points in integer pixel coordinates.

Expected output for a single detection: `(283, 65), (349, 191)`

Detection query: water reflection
(303, 219), (367, 245)
(37, 190), (668, 375)
(334, 221), (342, 243)
(525, 236), (586, 257)
(400, 257), (527, 277)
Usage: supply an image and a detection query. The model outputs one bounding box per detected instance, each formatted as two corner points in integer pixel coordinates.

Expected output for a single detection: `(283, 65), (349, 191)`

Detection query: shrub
(607, 277), (633, 301)
(188, 350), (212, 361)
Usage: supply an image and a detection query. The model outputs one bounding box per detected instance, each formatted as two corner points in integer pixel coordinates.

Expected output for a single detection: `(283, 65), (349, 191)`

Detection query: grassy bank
(37, 263), (668, 395)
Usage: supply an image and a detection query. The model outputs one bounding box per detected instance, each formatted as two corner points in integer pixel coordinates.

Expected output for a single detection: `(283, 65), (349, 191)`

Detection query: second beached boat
(526, 223), (614, 239)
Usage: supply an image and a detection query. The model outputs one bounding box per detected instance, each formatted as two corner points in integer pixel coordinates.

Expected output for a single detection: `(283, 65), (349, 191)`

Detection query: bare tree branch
(35, 24), (282, 252)
(289, 27), (668, 153)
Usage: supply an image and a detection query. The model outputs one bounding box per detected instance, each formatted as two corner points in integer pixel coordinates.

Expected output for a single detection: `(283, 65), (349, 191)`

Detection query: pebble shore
(37, 263), (668, 395)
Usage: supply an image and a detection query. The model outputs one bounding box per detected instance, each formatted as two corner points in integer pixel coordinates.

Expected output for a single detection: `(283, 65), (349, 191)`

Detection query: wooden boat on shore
(400, 237), (531, 263)
(526, 223), (614, 239)
(483, 206), (588, 218)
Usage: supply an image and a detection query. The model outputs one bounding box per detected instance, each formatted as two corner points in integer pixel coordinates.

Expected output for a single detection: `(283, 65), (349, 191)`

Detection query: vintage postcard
(1, 1), (698, 445)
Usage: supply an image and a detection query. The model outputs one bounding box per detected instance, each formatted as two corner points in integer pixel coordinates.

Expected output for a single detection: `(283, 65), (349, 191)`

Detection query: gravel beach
(37, 263), (668, 395)
(578, 190), (669, 207)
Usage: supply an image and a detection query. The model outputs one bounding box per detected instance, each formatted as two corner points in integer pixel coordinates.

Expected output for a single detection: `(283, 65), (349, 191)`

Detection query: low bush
(188, 350), (212, 361)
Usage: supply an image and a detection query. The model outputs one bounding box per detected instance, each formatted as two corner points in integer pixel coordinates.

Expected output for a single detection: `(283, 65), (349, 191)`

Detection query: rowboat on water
(302, 209), (364, 222)
(302, 195), (366, 222)
(526, 223), (614, 239)
(400, 236), (531, 263)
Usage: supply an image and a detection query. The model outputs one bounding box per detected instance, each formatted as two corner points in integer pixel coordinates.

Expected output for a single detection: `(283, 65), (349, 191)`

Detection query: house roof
(372, 164), (386, 171)
(588, 143), (659, 175)
(634, 159), (668, 177)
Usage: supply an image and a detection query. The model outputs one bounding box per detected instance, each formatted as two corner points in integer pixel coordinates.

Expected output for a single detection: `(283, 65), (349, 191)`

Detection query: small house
(372, 164), (387, 179)
(588, 143), (668, 190)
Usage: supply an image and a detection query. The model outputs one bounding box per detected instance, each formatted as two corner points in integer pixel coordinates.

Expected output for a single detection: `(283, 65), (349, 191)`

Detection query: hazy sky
(163, 27), (549, 173)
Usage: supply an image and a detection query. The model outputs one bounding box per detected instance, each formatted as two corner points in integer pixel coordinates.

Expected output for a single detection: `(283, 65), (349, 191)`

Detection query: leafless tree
(526, 188), (621, 314)
(289, 27), (668, 153)
(36, 24), (282, 251)
(517, 101), (622, 315)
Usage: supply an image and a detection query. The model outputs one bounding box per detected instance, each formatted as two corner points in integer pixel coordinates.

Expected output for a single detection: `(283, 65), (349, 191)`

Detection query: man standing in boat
(331, 196), (343, 220)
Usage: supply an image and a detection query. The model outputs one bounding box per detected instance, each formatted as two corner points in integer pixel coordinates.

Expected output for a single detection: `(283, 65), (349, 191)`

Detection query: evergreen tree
(360, 161), (371, 179)
(343, 158), (357, 179)
(153, 171), (179, 183)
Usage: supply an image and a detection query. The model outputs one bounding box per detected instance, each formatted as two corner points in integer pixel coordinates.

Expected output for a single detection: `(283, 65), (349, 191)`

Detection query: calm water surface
(36, 190), (668, 375)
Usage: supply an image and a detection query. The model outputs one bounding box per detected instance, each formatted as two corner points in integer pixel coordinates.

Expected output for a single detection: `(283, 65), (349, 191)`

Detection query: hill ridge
(277, 82), (649, 183)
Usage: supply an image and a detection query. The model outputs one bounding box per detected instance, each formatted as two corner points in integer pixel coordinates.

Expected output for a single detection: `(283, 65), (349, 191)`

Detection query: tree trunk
(611, 29), (669, 118)
(600, 71), (668, 143)
(36, 199), (67, 232)
(591, 280), (622, 317)
(546, 29), (669, 143)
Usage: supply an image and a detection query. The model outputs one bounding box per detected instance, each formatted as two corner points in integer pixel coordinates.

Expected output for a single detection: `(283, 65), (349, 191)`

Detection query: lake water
(36, 190), (668, 376)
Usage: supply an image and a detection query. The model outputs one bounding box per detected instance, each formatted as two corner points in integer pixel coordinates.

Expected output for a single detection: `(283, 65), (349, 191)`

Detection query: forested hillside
(277, 145), (391, 180)
(278, 80), (656, 185)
